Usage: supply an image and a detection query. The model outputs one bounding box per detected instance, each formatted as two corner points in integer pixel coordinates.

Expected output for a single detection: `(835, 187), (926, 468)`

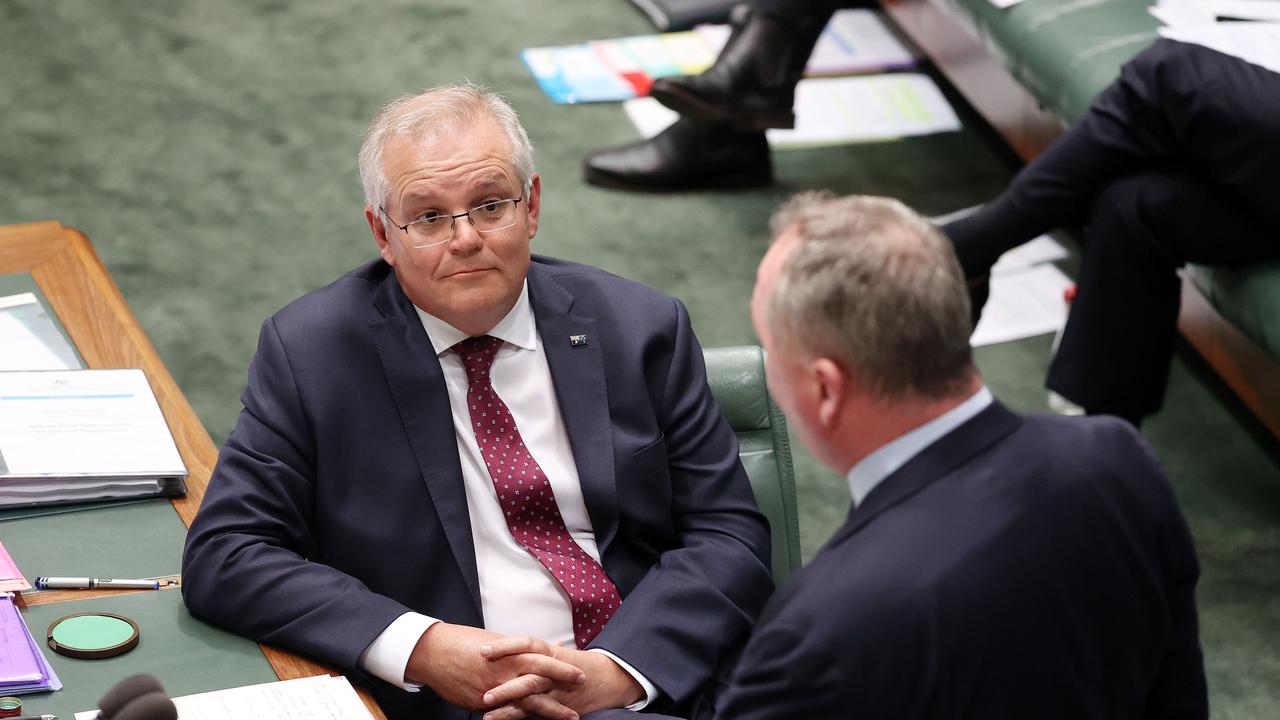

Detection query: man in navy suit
(181, 84), (773, 720)
(725, 192), (1206, 717)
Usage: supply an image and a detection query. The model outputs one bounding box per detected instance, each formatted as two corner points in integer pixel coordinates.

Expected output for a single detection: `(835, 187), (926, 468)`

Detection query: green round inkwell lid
(47, 612), (140, 659)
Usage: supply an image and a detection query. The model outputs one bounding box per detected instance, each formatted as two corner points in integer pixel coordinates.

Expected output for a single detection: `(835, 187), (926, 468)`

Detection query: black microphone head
(113, 691), (178, 720)
(98, 674), (167, 718)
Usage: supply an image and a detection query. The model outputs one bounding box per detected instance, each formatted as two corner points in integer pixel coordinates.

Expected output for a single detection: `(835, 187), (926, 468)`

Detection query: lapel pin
(569, 334), (589, 347)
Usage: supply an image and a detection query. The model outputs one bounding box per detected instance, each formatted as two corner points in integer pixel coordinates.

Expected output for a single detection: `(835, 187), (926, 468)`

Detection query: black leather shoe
(648, 5), (820, 131)
(583, 117), (771, 192)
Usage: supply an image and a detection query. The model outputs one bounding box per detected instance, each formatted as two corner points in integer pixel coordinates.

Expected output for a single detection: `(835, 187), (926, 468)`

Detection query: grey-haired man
(183, 85), (773, 720)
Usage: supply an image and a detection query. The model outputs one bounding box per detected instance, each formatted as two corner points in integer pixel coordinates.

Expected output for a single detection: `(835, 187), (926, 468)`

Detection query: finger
(482, 704), (530, 720)
(481, 635), (553, 660)
(516, 653), (587, 685)
(483, 673), (556, 707)
(517, 692), (580, 720)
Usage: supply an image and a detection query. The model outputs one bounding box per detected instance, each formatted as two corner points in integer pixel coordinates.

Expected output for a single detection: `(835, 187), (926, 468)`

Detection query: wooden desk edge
(4, 222), (386, 719)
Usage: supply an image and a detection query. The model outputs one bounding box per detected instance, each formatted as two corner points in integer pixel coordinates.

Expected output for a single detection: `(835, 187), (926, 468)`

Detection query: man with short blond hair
(183, 84), (773, 720)
(711, 192), (1207, 719)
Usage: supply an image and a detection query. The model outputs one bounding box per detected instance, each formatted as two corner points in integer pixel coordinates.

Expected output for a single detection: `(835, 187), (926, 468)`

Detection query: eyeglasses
(380, 197), (524, 249)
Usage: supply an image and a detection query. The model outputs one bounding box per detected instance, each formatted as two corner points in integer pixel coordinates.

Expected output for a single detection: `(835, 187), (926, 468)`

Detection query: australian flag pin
(569, 334), (589, 347)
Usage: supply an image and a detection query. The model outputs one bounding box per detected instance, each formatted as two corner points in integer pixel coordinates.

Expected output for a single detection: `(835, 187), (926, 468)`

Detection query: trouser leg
(646, 1), (838, 130)
(749, 0), (841, 26)
(1046, 169), (1279, 424)
(946, 38), (1280, 278)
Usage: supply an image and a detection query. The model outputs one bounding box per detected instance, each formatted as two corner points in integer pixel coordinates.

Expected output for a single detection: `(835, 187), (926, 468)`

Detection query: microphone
(95, 674), (177, 720)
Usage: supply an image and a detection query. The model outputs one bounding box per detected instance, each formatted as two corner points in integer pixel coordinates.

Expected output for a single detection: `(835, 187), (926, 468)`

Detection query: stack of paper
(626, 73), (961, 149)
(0, 594), (61, 695)
(1150, 0), (1280, 73)
(522, 10), (915, 104)
(75, 675), (375, 720)
(0, 369), (188, 508)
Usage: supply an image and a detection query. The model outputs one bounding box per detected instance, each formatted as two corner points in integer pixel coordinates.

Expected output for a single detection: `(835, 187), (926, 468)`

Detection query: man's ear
(365, 205), (396, 266)
(525, 174), (542, 240)
(812, 357), (848, 430)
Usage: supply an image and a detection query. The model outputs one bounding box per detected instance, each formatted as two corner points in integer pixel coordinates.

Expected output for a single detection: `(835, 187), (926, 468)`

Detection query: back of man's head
(765, 192), (974, 402)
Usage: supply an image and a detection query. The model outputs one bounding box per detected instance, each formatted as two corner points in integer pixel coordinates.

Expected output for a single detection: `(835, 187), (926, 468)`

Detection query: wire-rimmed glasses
(381, 197), (523, 248)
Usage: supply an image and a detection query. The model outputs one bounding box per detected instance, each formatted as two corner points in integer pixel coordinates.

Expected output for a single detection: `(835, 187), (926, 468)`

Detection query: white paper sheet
(1157, 22), (1280, 73)
(1151, 0), (1280, 25)
(0, 293), (75, 371)
(971, 264), (1076, 347)
(625, 74), (961, 149)
(991, 236), (1070, 275)
(76, 675), (374, 720)
(805, 9), (916, 74)
(0, 369), (184, 477)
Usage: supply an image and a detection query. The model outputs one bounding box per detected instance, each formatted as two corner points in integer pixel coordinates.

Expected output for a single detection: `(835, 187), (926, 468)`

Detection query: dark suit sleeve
(715, 619), (848, 720)
(181, 317), (410, 670)
(1133, 435), (1208, 719)
(1144, 578), (1207, 720)
(592, 298), (774, 705)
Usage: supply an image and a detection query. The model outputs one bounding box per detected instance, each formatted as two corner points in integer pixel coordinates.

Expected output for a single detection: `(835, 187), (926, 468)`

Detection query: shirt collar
(414, 280), (537, 356)
(845, 385), (994, 507)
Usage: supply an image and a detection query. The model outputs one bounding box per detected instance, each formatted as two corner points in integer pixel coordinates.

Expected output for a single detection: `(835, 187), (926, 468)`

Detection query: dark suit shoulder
(735, 409), (1200, 718)
(531, 254), (678, 315)
(780, 411), (1177, 623)
(1012, 412), (1177, 515)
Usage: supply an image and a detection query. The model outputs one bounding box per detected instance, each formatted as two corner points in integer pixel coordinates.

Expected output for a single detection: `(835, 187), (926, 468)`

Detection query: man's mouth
(445, 268), (492, 278)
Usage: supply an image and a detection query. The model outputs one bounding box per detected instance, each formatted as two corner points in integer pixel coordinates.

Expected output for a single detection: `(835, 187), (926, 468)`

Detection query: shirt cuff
(588, 648), (658, 710)
(358, 612), (439, 691)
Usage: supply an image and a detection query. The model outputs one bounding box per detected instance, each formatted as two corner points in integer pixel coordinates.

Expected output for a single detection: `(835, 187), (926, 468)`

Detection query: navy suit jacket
(710, 402), (1207, 719)
(181, 256), (774, 720)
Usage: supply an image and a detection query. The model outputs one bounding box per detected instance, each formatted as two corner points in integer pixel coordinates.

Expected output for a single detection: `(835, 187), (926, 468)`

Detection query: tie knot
(453, 335), (503, 380)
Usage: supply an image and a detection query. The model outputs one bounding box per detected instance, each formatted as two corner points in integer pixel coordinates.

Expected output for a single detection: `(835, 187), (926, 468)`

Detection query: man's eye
(418, 212), (446, 225)
(476, 201), (503, 215)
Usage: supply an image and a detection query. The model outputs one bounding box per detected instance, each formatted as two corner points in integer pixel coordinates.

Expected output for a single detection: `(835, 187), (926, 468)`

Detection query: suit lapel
(831, 401), (1023, 546)
(368, 270), (482, 614)
(527, 264), (620, 554)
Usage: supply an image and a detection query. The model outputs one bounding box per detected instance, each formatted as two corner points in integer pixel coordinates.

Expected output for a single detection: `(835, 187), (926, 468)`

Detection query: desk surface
(0, 221), (386, 718)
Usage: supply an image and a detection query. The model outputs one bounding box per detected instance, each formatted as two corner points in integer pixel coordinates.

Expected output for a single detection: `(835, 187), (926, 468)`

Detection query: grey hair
(358, 82), (535, 210)
(766, 192), (974, 401)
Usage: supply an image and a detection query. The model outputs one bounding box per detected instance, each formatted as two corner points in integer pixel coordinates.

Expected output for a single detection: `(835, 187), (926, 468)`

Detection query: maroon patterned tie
(453, 335), (622, 649)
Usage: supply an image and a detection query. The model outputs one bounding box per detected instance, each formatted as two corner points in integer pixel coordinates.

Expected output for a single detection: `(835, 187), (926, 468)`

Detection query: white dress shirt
(846, 386), (994, 507)
(358, 282), (656, 708)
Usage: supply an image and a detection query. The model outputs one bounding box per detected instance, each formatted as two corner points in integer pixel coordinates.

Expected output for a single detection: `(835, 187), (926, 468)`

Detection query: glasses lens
(409, 215), (453, 245)
(470, 199), (517, 232)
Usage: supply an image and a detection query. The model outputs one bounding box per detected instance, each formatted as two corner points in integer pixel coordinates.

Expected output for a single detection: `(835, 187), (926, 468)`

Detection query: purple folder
(0, 594), (58, 694)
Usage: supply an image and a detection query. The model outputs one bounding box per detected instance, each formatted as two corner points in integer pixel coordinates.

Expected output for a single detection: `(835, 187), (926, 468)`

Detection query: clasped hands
(408, 623), (644, 720)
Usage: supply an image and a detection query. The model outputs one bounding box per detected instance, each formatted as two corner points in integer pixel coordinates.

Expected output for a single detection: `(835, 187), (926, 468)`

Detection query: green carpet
(1, 1), (1276, 716)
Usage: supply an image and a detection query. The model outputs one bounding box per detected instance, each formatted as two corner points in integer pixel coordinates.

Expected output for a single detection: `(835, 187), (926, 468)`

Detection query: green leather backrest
(703, 346), (801, 583)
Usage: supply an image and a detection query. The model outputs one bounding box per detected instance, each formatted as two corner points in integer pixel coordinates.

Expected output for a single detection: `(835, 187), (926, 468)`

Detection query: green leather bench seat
(1189, 262), (1280, 355)
(704, 346), (802, 583)
(941, 0), (1280, 361)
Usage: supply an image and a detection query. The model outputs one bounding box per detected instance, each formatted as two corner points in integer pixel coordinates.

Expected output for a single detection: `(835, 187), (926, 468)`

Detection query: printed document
(971, 264), (1076, 347)
(76, 675), (374, 720)
(0, 369), (184, 477)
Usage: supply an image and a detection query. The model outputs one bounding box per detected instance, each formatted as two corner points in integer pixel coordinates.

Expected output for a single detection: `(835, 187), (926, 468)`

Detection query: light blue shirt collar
(845, 386), (993, 507)
(414, 280), (536, 356)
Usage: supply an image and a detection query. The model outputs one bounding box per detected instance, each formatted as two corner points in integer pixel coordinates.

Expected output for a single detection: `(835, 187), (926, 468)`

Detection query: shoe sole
(649, 86), (795, 132)
(582, 164), (773, 193)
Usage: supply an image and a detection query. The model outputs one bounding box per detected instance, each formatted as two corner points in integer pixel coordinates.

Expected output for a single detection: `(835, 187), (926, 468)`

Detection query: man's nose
(448, 216), (484, 254)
